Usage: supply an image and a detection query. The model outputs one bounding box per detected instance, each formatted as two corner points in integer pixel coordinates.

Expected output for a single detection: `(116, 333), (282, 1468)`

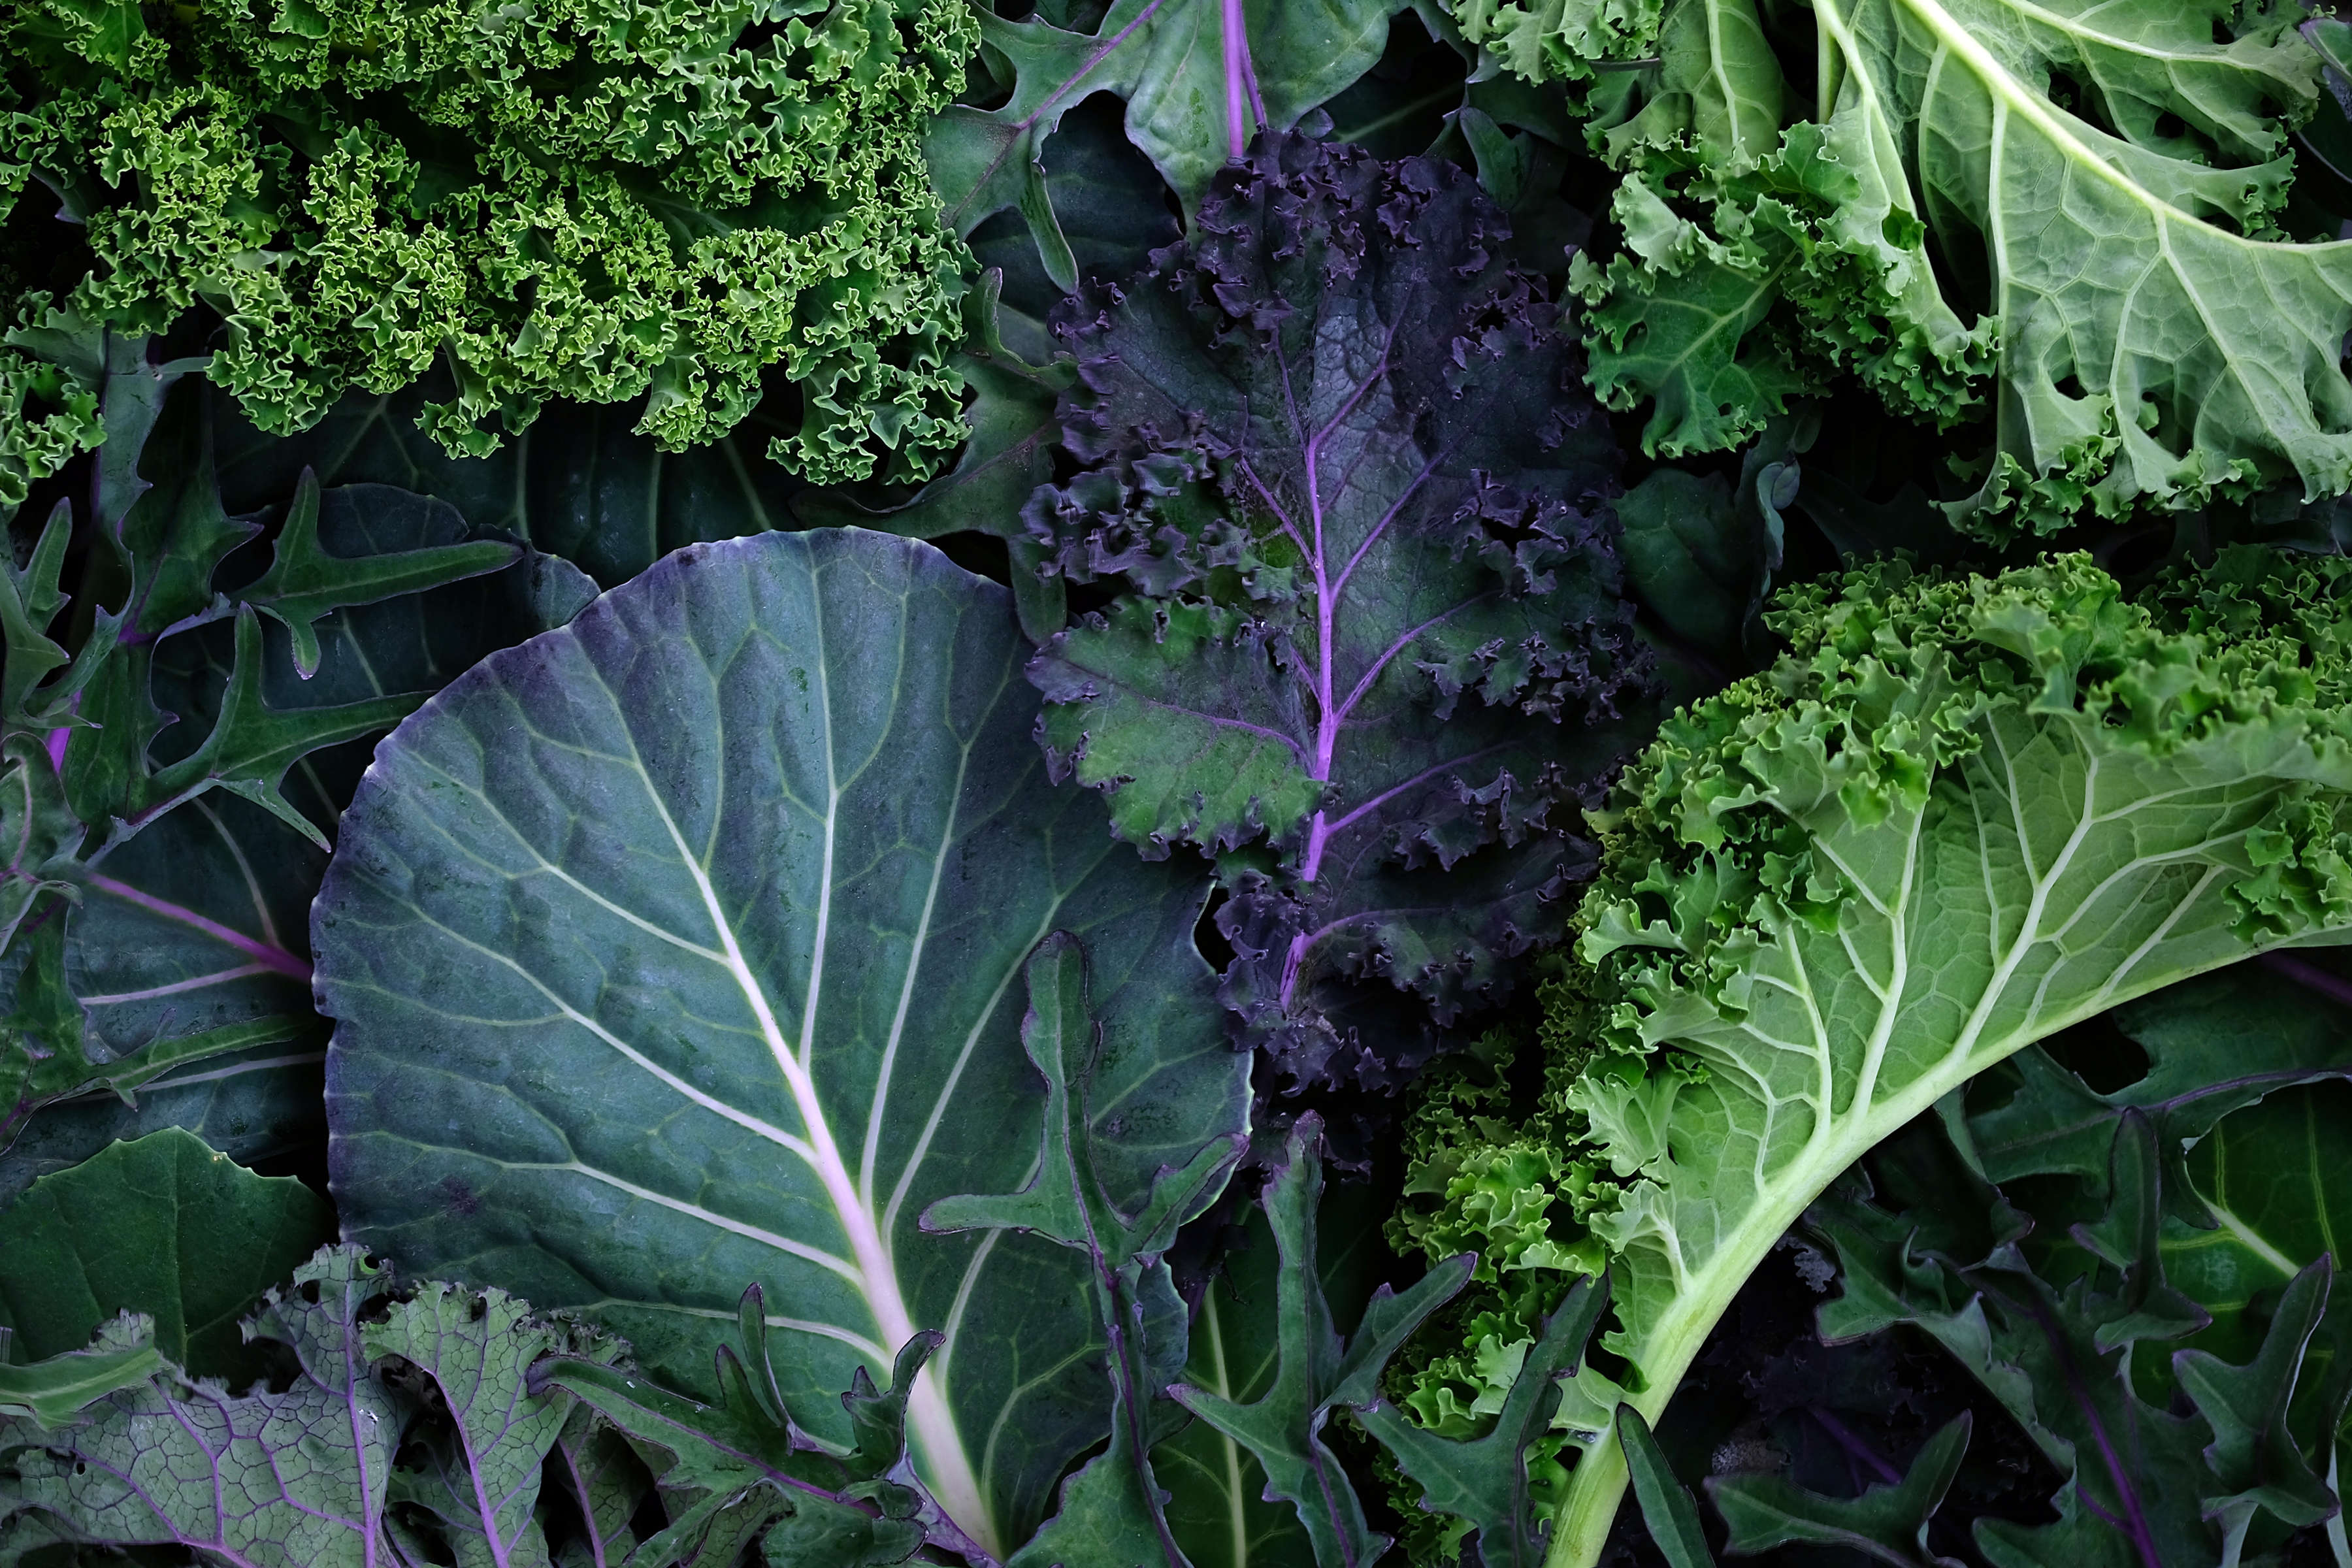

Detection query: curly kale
(1385, 549), (2352, 1566)
(1024, 133), (1650, 1104)
(0, 0), (978, 487)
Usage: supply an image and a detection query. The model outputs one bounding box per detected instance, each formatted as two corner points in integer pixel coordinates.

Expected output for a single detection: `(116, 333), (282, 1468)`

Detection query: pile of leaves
(7, 5), (2352, 1568)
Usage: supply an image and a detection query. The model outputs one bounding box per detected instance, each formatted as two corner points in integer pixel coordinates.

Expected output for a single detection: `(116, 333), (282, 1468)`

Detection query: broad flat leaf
(1026, 135), (1644, 1088)
(1169, 1114), (1473, 1567)
(0, 1247), (407, 1567)
(1706, 1411), (1971, 1565)
(0, 1128), (332, 1381)
(318, 527), (1250, 1557)
(212, 385), (802, 588)
(926, 0), (1409, 291)
(1527, 553), (2352, 1566)
(2, 485), (585, 1176)
(0, 1039), (327, 1207)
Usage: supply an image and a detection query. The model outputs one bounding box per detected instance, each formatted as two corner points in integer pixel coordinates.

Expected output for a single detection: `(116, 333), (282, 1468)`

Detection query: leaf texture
(317, 527), (1250, 1556)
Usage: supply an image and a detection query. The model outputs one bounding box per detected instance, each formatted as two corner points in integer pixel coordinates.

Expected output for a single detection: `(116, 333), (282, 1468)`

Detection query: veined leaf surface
(1537, 553), (2352, 1565)
(317, 528), (1250, 1554)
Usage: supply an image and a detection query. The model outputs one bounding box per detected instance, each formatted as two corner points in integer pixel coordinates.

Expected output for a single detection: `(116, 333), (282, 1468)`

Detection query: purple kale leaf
(1024, 133), (1649, 1092)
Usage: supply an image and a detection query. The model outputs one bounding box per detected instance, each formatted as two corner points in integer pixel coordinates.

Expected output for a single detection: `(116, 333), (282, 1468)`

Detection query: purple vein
(941, 0), (1168, 231)
(1221, 0), (1253, 159)
(86, 873), (311, 981)
(1234, 459), (1313, 561)
(1322, 738), (1520, 840)
(2019, 1292), (2163, 1567)
(1331, 446), (1451, 600)
(2262, 951), (2352, 1011)
(1331, 594), (1490, 728)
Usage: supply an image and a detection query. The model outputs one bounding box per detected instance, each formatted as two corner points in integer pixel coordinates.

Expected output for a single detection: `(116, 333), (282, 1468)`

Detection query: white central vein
(597, 629), (994, 1550)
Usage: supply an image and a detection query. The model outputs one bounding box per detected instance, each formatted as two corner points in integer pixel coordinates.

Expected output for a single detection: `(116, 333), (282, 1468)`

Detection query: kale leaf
(1026, 133), (1649, 1096)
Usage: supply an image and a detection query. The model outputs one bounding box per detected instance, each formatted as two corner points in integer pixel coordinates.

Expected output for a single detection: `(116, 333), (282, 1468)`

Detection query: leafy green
(1386, 548), (2352, 1566)
(1442, 0), (1667, 92)
(2, 0), (978, 483)
(0, 1127), (331, 1381)
(928, 0), (1409, 291)
(1170, 1114), (1482, 1565)
(1707, 1411), (1970, 1564)
(1, 410), (579, 1167)
(1025, 133), (1645, 1094)
(1546, 0), (2352, 537)
(316, 525), (1251, 1556)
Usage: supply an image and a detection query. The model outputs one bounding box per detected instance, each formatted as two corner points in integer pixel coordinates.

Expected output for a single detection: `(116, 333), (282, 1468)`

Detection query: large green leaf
(318, 527), (1250, 1556)
(0, 1128), (332, 1382)
(1516, 553), (2352, 1567)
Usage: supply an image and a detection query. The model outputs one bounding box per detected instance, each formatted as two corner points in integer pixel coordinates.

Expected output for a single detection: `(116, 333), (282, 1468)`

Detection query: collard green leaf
(0, 1247), (408, 1567)
(0, 1128), (331, 1381)
(1026, 134), (1645, 1087)
(318, 527), (1250, 1557)
(1482, 551), (2352, 1567)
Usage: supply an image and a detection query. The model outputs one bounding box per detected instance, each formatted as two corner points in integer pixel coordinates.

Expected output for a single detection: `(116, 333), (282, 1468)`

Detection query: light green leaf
(0, 1128), (332, 1382)
(1529, 552), (2352, 1568)
(318, 527), (1250, 1558)
(0, 1320), (163, 1429)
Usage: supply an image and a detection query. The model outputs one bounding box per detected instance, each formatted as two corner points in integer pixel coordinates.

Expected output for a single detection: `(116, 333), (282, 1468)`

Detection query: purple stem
(2016, 1291), (2164, 1567)
(86, 873), (312, 981)
(1807, 1407), (1903, 1487)
(2261, 951), (2352, 1011)
(1221, 0), (1255, 159)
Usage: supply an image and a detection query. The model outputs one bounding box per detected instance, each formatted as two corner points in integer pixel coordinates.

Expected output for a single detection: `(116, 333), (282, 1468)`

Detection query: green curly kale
(0, 0), (978, 484)
(1386, 549), (2352, 1567)
(1466, 0), (2352, 537)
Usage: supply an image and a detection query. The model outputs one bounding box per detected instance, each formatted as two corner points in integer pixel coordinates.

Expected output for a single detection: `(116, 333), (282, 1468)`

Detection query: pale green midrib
(1542, 718), (2352, 1567)
(1861, 0), (2352, 257)
(1543, 934), (2326, 1567)
(1200, 1292), (1250, 1567)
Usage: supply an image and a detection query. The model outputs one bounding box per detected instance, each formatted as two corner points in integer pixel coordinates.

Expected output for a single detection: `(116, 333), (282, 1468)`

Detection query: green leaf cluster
(1384, 547), (2352, 1565)
(1450, 0), (2352, 537)
(1, 0), (981, 485)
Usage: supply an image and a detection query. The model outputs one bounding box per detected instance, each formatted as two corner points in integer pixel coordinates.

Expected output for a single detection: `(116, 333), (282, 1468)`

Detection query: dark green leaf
(319, 527), (1250, 1556)
(1618, 1404), (1714, 1568)
(0, 1127), (331, 1381)
(1706, 1413), (1970, 1566)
